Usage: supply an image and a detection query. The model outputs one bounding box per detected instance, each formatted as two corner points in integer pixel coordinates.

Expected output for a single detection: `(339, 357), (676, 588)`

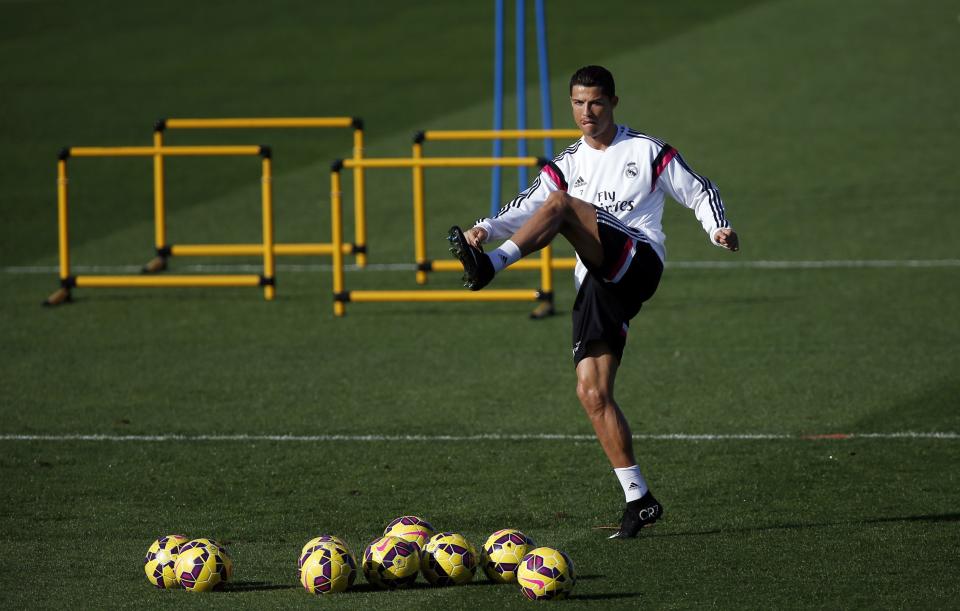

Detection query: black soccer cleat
(447, 225), (495, 291)
(608, 492), (663, 539)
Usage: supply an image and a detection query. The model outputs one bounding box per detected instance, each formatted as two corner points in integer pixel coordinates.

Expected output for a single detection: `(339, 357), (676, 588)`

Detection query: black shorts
(571, 211), (663, 365)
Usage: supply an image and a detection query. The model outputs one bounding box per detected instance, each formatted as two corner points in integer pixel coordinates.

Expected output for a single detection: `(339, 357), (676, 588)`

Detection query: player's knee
(576, 380), (612, 419)
(543, 190), (571, 216)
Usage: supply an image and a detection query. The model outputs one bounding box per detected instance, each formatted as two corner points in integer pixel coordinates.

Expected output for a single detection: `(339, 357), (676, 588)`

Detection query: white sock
(614, 465), (649, 503)
(488, 239), (521, 273)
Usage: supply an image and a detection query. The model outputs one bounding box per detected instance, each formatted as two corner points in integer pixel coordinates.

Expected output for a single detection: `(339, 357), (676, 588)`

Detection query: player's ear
(611, 95), (619, 108)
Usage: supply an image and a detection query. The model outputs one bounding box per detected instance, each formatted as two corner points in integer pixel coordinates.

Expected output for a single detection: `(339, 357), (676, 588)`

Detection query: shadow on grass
(573, 574), (603, 581)
(224, 580), (298, 593)
(341, 574), (606, 593)
(866, 513), (960, 524)
(348, 582), (438, 593)
(649, 512), (960, 539)
(573, 592), (644, 601)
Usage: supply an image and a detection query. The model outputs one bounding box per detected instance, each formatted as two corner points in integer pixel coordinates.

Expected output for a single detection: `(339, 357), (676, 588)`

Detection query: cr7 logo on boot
(638, 505), (659, 521)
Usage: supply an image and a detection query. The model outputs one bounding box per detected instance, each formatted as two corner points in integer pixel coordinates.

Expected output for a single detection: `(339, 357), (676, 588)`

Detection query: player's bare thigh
(552, 192), (604, 268)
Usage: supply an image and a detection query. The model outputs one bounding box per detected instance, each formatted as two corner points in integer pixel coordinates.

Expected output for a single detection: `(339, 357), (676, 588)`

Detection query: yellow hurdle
(348, 290), (541, 303)
(75, 275), (264, 288)
(329, 156), (554, 317)
(169, 243), (344, 257)
(410, 129), (582, 288)
(344, 156), (541, 169)
(418, 128), (582, 141)
(44, 145), (275, 306)
(429, 259), (577, 272)
(71, 145), (263, 157)
(147, 116), (367, 273)
(166, 117), (355, 130)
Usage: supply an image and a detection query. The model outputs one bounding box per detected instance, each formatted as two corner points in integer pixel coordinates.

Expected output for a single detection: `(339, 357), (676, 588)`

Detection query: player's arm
(657, 146), (739, 251)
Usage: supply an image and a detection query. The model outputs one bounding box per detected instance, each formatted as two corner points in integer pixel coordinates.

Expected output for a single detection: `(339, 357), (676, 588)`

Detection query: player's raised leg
(448, 191), (604, 291)
(510, 191), (604, 264)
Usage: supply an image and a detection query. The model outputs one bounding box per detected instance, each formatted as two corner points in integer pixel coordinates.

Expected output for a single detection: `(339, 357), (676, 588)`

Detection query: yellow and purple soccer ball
(177, 537), (224, 554)
(300, 544), (356, 595)
(143, 534), (189, 588)
(174, 539), (233, 592)
(298, 535), (351, 572)
(420, 532), (478, 586)
(383, 515), (435, 551)
(517, 546), (576, 600)
(481, 529), (537, 583)
(362, 536), (420, 589)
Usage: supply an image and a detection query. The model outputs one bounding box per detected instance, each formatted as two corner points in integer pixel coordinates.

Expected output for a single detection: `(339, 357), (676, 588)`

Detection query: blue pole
(490, 0), (505, 217)
(535, 0), (554, 159)
(515, 0), (528, 190)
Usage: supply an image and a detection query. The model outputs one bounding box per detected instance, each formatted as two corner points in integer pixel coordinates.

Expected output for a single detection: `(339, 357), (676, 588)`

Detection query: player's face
(570, 85), (618, 139)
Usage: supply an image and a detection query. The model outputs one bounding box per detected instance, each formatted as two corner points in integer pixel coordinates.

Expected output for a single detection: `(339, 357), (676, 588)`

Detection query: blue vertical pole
(535, 0), (554, 160)
(515, 0), (528, 190)
(490, 0), (505, 217)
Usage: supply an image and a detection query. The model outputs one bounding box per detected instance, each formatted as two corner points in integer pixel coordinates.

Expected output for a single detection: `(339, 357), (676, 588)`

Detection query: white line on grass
(0, 432), (956, 442)
(4, 259), (960, 275)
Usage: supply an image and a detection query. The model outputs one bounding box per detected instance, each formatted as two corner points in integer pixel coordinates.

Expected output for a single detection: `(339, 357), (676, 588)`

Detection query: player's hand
(464, 226), (488, 250)
(714, 228), (739, 252)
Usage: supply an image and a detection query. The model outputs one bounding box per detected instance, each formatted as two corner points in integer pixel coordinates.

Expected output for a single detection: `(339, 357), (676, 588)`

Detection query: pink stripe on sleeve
(650, 146), (678, 192)
(541, 163), (568, 192)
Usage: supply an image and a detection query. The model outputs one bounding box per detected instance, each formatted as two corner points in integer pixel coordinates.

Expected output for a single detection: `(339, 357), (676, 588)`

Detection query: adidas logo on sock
(627, 482), (639, 490)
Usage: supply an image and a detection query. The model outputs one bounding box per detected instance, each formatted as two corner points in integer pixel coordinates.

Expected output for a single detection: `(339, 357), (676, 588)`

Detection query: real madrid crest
(624, 162), (639, 179)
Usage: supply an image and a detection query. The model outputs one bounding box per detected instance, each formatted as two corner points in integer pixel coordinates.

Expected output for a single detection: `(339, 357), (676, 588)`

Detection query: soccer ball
(143, 534), (189, 588)
(298, 535), (351, 571)
(517, 547), (576, 600)
(362, 536), (420, 589)
(174, 539), (233, 592)
(480, 529), (536, 583)
(420, 532), (478, 586)
(177, 537), (225, 553)
(300, 545), (356, 595)
(383, 515), (435, 550)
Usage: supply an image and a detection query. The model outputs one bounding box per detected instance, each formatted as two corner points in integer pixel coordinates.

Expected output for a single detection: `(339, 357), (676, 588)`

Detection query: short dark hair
(569, 65), (616, 98)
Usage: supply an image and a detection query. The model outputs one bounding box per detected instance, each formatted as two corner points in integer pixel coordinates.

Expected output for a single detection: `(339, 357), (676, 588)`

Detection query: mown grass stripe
(0, 432), (956, 442)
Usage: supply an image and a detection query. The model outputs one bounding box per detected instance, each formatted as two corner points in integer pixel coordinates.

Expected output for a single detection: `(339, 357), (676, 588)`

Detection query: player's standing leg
(575, 342), (663, 538)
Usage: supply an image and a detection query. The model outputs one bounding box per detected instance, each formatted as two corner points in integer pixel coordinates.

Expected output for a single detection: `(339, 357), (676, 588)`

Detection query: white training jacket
(473, 124), (731, 288)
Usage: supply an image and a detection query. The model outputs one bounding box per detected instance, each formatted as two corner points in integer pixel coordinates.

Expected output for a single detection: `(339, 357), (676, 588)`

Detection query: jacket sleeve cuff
(474, 220), (495, 243)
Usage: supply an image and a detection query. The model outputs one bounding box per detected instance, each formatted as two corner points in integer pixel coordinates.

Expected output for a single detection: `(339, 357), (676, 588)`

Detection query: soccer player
(448, 65), (739, 538)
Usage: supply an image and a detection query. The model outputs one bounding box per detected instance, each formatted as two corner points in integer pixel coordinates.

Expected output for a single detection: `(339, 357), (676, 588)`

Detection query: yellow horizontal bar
(428, 260), (464, 272)
(422, 129), (582, 141)
(165, 117), (355, 129)
(68, 145), (263, 158)
(171, 243), (353, 256)
(275, 243), (353, 256)
(343, 157), (541, 169)
(347, 289), (541, 303)
(429, 257), (578, 272)
(512, 257), (578, 271)
(75, 274), (263, 288)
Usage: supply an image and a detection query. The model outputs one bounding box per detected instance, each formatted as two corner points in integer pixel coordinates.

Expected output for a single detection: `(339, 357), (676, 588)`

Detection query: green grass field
(2, 0), (958, 608)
